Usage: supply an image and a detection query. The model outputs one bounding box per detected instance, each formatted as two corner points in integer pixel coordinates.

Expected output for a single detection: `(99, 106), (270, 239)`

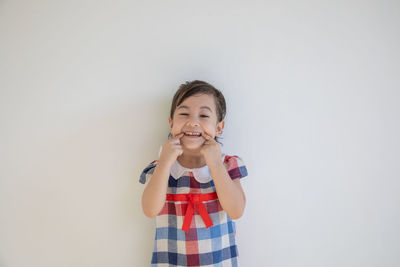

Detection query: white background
(1, 1), (399, 266)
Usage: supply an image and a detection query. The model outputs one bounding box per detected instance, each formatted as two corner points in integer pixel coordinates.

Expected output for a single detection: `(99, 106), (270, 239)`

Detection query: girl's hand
(200, 131), (222, 167)
(159, 133), (184, 166)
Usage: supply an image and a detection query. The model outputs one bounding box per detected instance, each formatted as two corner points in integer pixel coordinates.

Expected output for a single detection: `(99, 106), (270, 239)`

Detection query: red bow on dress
(166, 192), (218, 233)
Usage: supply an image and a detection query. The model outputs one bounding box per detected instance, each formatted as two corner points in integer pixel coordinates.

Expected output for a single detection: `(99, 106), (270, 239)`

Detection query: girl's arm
(208, 161), (246, 219)
(141, 159), (172, 218)
(142, 133), (184, 218)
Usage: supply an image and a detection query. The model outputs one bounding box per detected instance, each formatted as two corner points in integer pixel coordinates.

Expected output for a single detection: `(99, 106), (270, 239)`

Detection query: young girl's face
(168, 93), (224, 150)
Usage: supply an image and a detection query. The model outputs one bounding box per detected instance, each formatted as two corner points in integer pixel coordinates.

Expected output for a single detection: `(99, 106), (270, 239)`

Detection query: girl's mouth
(183, 132), (202, 139)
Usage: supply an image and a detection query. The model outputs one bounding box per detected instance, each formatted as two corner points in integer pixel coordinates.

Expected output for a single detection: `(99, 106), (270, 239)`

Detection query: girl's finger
(199, 125), (209, 138)
(174, 132), (184, 139)
(201, 131), (211, 141)
(169, 133), (184, 144)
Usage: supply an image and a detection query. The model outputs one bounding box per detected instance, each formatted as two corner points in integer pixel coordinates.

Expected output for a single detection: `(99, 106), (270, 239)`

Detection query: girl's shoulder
(139, 159), (159, 184)
(222, 154), (248, 180)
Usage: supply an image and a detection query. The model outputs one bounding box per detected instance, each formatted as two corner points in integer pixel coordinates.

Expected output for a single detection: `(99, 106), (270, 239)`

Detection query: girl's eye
(178, 113), (209, 118)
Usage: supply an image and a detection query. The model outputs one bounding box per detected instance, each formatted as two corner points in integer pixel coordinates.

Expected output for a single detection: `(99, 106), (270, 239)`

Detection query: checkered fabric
(139, 154), (248, 267)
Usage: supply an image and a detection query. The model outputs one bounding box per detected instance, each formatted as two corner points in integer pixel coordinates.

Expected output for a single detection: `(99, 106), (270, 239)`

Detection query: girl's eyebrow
(177, 105), (212, 112)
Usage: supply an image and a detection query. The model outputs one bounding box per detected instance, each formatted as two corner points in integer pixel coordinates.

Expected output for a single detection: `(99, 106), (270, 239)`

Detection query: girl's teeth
(185, 132), (200, 136)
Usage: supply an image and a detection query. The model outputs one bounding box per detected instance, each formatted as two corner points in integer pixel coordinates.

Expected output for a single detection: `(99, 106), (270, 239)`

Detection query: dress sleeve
(223, 155), (248, 180)
(139, 160), (158, 184)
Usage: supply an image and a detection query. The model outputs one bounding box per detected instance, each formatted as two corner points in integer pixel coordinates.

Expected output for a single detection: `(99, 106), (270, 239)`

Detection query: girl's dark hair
(168, 80), (226, 145)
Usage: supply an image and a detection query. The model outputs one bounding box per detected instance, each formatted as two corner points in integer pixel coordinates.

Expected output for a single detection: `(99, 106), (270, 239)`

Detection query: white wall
(1, 1), (399, 266)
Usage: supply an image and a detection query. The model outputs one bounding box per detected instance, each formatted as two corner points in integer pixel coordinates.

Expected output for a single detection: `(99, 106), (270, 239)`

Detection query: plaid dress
(139, 153), (248, 267)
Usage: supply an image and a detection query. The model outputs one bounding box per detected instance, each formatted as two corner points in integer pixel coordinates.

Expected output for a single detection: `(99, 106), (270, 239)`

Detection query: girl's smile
(181, 130), (205, 145)
(183, 133), (202, 139)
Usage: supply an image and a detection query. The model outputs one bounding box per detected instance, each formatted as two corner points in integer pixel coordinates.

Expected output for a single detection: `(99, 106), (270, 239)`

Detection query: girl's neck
(177, 150), (207, 169)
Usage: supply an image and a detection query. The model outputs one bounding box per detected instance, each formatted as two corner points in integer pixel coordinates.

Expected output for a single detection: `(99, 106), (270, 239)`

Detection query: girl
(139, 80), (248, 267)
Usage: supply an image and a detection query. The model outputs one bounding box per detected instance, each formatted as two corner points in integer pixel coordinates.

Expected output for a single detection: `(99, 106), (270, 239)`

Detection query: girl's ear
(216, 120), (225, 136)
(168, 117), (173, 128)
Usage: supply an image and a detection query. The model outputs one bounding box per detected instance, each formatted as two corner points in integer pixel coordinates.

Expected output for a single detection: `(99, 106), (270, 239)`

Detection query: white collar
(158, 145), (225, 183)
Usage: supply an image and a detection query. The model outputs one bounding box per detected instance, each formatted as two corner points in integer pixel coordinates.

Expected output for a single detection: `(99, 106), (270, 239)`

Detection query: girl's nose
(187, 121), (200, 127)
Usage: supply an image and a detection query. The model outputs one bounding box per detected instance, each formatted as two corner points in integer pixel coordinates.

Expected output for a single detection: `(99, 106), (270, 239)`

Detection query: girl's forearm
(141, 161), (171, 218)
(208, 161), (246, 219)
